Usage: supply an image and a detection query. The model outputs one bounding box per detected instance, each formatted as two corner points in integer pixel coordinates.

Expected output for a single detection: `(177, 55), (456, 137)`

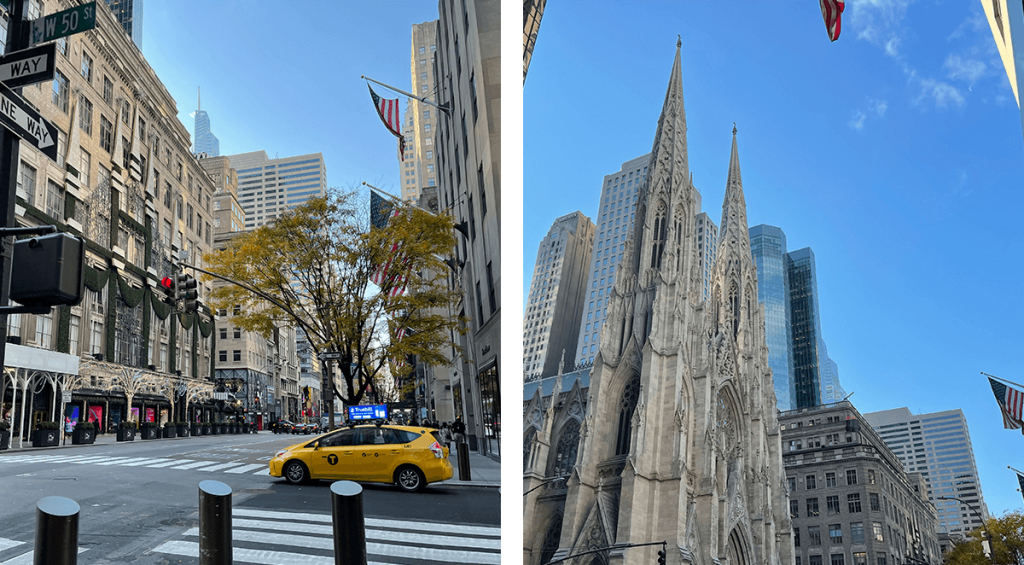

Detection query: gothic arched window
(540, 516), (563, 565)
(524, 427), (537, 472)
(553, 419), (581, 476)
(729, 282), (740, 338)
(650, 205), (667, 269)
(673, 208), (684, 272)
(615, 376), (641, 456)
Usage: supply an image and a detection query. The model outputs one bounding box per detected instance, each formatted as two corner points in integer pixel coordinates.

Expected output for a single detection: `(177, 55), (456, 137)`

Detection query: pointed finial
(677, 35), (682, 48)
(558, 349), (565, 376)
(733, 122), (737, 135)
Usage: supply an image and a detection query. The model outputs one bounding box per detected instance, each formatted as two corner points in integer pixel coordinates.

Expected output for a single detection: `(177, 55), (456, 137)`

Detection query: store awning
(6, 344), (79, 375)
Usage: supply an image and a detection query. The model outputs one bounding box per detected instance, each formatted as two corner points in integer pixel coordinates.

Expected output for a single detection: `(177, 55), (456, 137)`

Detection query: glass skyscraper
(749, 224), (795, 410)
(194, 109), (220, 157)
(788, 247), (827, 408)
(104, 0), (143, 49)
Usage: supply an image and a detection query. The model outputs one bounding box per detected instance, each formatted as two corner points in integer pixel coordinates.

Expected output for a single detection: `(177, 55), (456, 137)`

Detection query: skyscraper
(399, 22), (440, 203)
(863, 407), (990, 537)
(224, 151), (327, 229)
(104, 0), (142, 49)
(789, 247), (828, 408)
(523, 0), (546, 83)
(695, 211), (718, 301)
(524, 212), (595, 380)
(573, 154), (646, 368)
(194, 90), (220, 157)
(750, 224), (795, 410)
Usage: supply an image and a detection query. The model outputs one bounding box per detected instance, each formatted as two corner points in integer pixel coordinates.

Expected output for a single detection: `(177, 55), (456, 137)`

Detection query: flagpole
(363, 182), (402, 204)
(1009, 465), (1024, 475)
(361, 75), (450, 114)
(982, 371), (1024, 390)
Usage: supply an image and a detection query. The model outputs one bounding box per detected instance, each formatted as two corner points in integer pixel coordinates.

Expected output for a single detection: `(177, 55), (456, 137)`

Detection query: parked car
(274, 420), (295, 434)
(269, 424), (452, 492)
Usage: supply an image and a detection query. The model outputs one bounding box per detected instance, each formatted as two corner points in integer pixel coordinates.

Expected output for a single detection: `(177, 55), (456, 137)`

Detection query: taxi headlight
(275, 450), (288, 458)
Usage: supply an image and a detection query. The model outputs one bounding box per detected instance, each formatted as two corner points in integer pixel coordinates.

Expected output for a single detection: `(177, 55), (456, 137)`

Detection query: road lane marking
(196, 462), (248, 472)
(231, 508), (501, 537)
(144, 459), (193, 468)
(227, 519), (500, 551)
(252, 468), (271, 475)
(96, 457), (153, 466)
(0, 538), (24, 551)
(168, 460), (220, 470)
(223, 463), (264, 474)
(120, 458), (173, 467)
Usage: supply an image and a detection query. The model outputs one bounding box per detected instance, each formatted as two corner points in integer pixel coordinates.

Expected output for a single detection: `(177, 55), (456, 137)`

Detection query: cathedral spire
(646, 37), (689, 196)
(719, 125), (747, 240)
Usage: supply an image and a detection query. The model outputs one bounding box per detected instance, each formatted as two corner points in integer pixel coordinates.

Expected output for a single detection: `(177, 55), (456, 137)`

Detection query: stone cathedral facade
(524, 42), (794, 565)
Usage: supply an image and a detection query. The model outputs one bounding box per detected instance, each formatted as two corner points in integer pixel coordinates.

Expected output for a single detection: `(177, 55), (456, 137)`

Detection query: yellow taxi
(268, 424), (452, 492)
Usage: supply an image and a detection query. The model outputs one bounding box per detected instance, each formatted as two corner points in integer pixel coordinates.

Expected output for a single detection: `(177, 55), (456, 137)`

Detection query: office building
(524, 211), (595, 380)
(193, 91), (220, 157)
(695, 210), (718, 300)
(863, 407), (990, 537)
(781, 402), (942, 565)
(750, 224), (796, 410)
(399, 22), (440, 203)
(224, 151), (327, 229)
(981, 0), (1024, 144)
(104, 0), (143, 49)
(572, 154), (645, 368)
(199, 155), (243, 234)
(434, 0), (500, 457)
(819, 342), (846, 404)
(523, 0), (546, 83)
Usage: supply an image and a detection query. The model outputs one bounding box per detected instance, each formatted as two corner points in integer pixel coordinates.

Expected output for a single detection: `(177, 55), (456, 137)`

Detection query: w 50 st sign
(30, 2), (96, 47)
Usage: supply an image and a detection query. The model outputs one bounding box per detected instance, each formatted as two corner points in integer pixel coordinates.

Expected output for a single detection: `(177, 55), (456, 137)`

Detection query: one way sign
(0, 80), (57, 162)
(0, 44), (56, 88)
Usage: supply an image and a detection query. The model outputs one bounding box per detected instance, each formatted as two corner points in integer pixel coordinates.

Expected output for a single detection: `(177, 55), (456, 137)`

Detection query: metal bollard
(198, 480), (232, 565)
(34, 496), (79, 565)
(330, 480), (367, 565)
(456, 441), (472, 481)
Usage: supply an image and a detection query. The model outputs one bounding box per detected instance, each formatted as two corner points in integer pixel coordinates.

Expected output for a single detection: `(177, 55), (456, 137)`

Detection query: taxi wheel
(395, 465), (426, 492)
(283, 460), (308, 485)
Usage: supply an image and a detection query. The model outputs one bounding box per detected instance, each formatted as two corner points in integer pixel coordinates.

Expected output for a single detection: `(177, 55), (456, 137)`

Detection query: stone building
(399, 21), (440, 204)
(525, 41), (792, 565)
(780, 402), (941, 565)
(2, 0), (218, 439)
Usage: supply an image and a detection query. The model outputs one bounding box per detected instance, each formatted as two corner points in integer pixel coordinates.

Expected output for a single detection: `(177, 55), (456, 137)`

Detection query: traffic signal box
(175, 273), (198, 313)
(158, 276), (175, 306)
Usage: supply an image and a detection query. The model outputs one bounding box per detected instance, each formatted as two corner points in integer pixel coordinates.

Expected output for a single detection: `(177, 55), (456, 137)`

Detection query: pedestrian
(452, 417), (466, 444)
(410, 416), (419, 426)
(440, 422), (452, 451)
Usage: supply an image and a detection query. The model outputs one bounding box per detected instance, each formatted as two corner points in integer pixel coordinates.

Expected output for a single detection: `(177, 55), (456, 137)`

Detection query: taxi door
(349, 427), (399, 482)
(309, 429), (359, 479)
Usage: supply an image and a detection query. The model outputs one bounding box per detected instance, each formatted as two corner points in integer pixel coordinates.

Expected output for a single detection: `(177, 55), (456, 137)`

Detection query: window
(870, 493), (880, 512)
(806, 474), (816, 489)
(851, 522), (865, 543)
(52, 70), (68, 112)
(810, 558), (822, 565)
(806, 498), (819, 517)
(788, 477), (797, 492)
(419, 46), (425, 54)
(103, 76), (113, 105)
(867, 469), (875, 484)
(69, 314), (80, 356)
(219, 351), (227, 362)
(426, 151), (432, 159)
(139, 117), (146, 141)
(45, 180), (64, 219)
(873, 522), (884, 542)
(79, 149), (90, 188)
(233, 350), (241, 362)
(794, 527), (800, 548)
(470, 72), (478, 122)
(826, 472), (837, 487)
(219, 328), (226, 340)
(829, 524), (843, 544)
(847, 469), (858, 485)
(78, 95), (93, 135)
(121, 100), (131, 124)
(831, 555), (844, 565)
(233, 327), (241, 339)
(848, 493), (862, 513)
(790, 499), (799, 519)
(56, 37), (66, 56)
(35, 311), (52, 348)
(876, 554), (886, 565)
(80, 50), (92, 82)
(99, 115), (113, 152)
(827, 495), (841, 515)
(808, 526), (821, 546)
(17, 161), (35, 204)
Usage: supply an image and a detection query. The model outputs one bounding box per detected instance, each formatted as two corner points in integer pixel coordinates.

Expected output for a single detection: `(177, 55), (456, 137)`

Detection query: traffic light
(158, 276), (176, 306)
(657, 549), (666, 565)
(176, 273), (199, 313)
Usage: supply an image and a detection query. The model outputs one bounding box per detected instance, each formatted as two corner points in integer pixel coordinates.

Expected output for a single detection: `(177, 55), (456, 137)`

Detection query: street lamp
(937, 495), (992, 562)
(524, 476), (566, 496)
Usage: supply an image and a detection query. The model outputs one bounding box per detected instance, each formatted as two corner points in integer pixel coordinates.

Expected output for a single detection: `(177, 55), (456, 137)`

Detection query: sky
(524, 1), (1024, 517)
(142, 0), (441, 200)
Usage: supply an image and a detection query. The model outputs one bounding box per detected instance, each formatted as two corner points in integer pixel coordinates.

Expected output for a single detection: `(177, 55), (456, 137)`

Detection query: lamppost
(938, 495), (992, 562)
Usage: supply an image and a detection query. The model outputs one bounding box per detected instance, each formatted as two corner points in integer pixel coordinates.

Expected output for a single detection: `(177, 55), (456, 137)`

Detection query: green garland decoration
(105, 276), (116, 360)
(117, 210), (145, 236)
(64, 192), (76, 223)
(168, 316), (177, 374)
(141, 291), (151, 364)
(196, 313), (213, 338)
(115, 271), (145, 308)
(109, 190), (119, 249)
(150, 288), (171, 320)
(178, 312), (194, 331)
(85, 240), (114, 260)
(84, 264), (111, 292)
(56, 305), (70, 353)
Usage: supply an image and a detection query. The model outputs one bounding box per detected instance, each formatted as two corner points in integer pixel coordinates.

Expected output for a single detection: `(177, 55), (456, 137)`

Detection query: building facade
(749, 224), (795, 410)
(103, 0), (142, 49)
(862, 407), (989, 538)
(781, 402), (942, 565)
(523, 0), (546, 83)
(524, 211), (595, 380)
(434, 0), (500, 457)
(224, 150), (327, 230)
(526, 42), (792, 565)
(399, 21), (440, 204)
(981, 0), (1024, 144)
(695, 211), (718, 301)
(571, 155), (645, 369)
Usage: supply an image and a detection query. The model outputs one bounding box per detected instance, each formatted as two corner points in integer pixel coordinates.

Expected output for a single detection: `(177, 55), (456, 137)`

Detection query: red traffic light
(160, 277), (174, 289)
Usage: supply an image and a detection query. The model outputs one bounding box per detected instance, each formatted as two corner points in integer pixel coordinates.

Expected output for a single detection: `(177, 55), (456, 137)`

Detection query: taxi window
(389, 429), (421, 444)
(320, 430), (358, 447)
(354, 429), (383, 445)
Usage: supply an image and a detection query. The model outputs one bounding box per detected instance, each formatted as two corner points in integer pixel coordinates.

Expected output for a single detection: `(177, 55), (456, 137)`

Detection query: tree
(203, 189), (465, 413)
(947, 511), (1024, 565)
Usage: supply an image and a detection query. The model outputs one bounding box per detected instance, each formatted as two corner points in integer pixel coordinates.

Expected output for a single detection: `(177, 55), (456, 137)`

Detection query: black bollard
(34, 496), (79, 565)
(330, 480), (367, 565)
(456, 441), (472, 481)
(198, 480), (232, 565)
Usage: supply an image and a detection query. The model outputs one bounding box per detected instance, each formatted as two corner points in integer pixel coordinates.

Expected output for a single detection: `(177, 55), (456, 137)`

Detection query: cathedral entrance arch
(726, 528), (749, 565)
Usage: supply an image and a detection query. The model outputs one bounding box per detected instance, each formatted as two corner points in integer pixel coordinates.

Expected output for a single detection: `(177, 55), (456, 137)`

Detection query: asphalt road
(0, 432), (500, 564)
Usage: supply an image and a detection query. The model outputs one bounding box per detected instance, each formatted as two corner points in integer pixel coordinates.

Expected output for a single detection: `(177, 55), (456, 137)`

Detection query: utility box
(10, 232), (85, 307)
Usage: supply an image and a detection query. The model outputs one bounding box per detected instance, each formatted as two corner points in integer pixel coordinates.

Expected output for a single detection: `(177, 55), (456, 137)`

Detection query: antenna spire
(198, 87), (201, 111)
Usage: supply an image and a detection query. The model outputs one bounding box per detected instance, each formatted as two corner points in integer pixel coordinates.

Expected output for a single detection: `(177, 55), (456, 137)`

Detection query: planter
(31, 429), (59, 447)
(140, 427), (159, 440)
(162, 426), (177, 439)
(227, 424), (235, 434)
(116, 428), (136, 442)
(202, 424), (211, 435)
(71, 427), (95, 445)
(191, 424), (201, 437)
(176, 425), (189, 437)
(0, 430), (9, 450)
(210, 424), (220, 435)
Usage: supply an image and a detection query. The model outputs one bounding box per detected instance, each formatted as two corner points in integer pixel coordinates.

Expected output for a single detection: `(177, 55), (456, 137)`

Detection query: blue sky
(142, 0), (441, 199)
(524, 1), (1024, 517)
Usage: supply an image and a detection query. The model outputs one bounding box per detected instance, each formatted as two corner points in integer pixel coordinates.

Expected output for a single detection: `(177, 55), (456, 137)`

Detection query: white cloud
(849, 111), (867, 130)
(884, 37), (900, 57)
(916, 78), (965, 107)
(944, 54), (986, 84)
(848, 98), (889, 131)
(872, 99), (888, 117)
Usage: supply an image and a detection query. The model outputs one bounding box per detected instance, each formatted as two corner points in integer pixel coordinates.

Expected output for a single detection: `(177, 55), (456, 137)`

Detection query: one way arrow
(0, 79), (57, 162)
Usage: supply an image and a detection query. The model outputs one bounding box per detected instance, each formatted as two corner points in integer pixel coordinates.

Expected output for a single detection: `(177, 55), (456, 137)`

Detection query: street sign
(30, 1), (97, 47)
(320, 352), (342, 360)
(0, 81), (57, 161)
(61, 392), (72, 403)
(0, 43), (56, 89)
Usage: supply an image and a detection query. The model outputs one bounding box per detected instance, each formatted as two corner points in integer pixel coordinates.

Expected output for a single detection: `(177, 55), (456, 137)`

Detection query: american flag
(819, 0), (844, 42)
(369, 190), (408, 296)
(1017, 472), (1024, 504)
(369, 85), (406, 161)
(989, 377), (1024, 431)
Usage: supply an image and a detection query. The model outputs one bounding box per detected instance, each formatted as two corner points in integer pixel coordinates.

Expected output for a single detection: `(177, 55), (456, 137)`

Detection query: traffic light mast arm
(542, 541), (667, 565)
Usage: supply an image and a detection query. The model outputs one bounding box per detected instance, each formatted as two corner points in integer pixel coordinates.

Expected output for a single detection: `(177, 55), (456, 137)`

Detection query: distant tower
(194, 88), (220, 157)
(749, 224), (795, 410)
(104, 0), (143, 49)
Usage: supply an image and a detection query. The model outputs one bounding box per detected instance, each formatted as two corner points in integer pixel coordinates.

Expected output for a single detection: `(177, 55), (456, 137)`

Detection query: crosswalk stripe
(226, 519), (500, 551)
(145, 459), (194, 468)
(180, 528), (499, 564)
(231, 508), (501, 537)
(168, 461), (219, 470)
(223, 463), (265, 474)
(97, 457), (153, 466)
(0, 538), (24, 551)
(196, 462), (248, 472)
(121, 458), (173, 467)
(152, 540), (396, 565)
(252, 468), (270, 475)
(0, 547), (87, 565)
